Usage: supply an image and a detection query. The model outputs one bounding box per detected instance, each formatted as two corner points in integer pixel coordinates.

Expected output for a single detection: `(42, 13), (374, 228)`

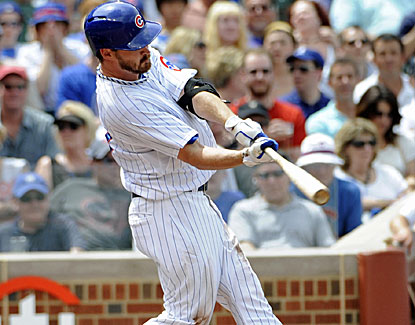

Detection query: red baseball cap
(0, 65), (28, 81)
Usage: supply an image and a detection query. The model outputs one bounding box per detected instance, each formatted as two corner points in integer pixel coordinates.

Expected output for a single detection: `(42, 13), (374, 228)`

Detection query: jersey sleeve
(149, 46), (197, 100)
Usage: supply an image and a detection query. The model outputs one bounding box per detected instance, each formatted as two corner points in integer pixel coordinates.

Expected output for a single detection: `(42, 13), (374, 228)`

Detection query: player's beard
(115, 51), (152, 74)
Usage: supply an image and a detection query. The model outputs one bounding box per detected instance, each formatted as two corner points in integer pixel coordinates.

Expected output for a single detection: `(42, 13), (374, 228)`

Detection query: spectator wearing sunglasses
(228, 160), (335, 251)
(280, 47), (331, 119)
(0, 172), (85, 252)
(35, 100), (97, 190)
(334, 118), (409, 222)
(0, 65), (60, 168)
(50, 133), (132, 251)
(306, 58), (360, 138)
(164, 27), (207, 78)
(243, 0), (277, 48)
(231, 48), (306, 161)
(0, 1), (23, 60)
(357, 85), (415, 182)
(337, 26), (376, 81)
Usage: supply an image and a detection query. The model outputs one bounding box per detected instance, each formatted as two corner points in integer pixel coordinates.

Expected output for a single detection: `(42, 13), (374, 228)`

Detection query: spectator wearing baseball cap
(35, 100), (98, 190)
(16, 2), (90, 114)
(50, 129), (133, 251)
(0, 1), (24, 59)
(294, 133), (362, 238)
(282, 47), (331, 119)
(0, 64), (60, 168)
(0, 172), (85, 252)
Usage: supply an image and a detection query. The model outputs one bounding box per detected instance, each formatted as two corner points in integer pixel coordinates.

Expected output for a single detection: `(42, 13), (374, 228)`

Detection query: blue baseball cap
(12, 172), (49, 199)
(30, 3), (69, 26)
(0, 1), (23, 17)
(287, 47), (325, 68)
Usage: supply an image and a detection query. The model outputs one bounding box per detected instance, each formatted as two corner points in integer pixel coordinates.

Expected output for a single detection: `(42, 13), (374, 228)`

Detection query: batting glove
(242, 137), (279, 167)
(225, 115), (265, 147)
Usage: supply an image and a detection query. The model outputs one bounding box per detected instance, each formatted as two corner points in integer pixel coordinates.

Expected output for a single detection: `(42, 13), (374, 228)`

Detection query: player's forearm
(178, 141), (244, 170)
(192, 92), (235, 125)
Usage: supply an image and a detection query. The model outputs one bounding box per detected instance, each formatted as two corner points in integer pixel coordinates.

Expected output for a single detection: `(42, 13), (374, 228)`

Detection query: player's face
(114, 47), (151, 74)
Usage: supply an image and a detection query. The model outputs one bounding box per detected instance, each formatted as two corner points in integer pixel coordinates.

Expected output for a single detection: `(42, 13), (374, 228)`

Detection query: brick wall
(0, 251), (360, 325)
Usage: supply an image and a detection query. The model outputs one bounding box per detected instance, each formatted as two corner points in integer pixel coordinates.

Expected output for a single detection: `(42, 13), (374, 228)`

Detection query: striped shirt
(96, 46), (216, 200)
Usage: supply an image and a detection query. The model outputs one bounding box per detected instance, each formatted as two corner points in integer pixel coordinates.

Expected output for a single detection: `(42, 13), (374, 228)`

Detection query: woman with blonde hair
(35, 100), (98, 189)
(334, 118), (409, 221)
(204, 1), (247, 71)
(164, 26), (207, 78)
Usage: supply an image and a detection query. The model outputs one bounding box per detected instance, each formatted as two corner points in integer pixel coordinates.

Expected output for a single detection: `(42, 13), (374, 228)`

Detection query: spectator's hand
(225, 115), (264, 147)
(266, 119), (294, 142)
(242, 137), (278, 167)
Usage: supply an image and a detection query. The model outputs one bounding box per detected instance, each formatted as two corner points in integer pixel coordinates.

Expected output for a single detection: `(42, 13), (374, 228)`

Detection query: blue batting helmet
(84, 1), (162, 56)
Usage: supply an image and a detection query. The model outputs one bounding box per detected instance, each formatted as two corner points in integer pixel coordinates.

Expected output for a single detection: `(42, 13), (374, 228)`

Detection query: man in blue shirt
(281, 48), (331, 118)
(295, 133), (362, 238)
(0, 172), (84, 251)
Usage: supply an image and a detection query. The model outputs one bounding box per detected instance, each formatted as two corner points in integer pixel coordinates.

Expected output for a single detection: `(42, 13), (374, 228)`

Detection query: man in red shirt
(232, 48), (306, 160)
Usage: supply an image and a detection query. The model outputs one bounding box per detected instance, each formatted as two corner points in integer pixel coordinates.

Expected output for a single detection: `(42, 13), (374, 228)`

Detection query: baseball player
(84, 2), (282, 324)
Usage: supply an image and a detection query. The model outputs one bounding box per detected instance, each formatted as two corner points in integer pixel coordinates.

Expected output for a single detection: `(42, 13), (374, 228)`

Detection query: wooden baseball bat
(264, 148), (330, 205)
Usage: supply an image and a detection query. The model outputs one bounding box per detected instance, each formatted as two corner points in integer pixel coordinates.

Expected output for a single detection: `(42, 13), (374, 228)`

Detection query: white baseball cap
(296, 133), (344, 167)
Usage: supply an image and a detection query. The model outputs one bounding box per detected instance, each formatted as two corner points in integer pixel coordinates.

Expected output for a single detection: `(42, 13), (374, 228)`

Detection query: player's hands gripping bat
(242, 137), (279, 167)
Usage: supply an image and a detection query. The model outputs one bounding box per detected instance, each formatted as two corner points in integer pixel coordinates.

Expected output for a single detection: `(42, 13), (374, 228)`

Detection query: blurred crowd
(0, 0), (414, 254)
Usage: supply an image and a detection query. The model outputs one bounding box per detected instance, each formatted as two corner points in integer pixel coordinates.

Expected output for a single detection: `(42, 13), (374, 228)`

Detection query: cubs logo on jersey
(160, 56), (181, 71)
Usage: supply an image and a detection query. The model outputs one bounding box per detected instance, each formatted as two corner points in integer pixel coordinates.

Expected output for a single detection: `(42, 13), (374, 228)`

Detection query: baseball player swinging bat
(264, 148), (330, 205)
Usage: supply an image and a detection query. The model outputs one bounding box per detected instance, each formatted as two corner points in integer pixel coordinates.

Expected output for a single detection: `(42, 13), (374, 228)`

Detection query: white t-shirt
(353, 72), (415, 109)
(375, 135), (415, 175)
(335, 163), (408, 201)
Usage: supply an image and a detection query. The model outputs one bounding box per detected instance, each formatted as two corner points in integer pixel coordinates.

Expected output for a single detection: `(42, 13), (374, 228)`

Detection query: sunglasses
(248, 4), (271, 13)
(373, 110), (393, 118)
(289, 65), (314, 73)
(346, 39), (369, 46)
(20, 192), (46, 203)
(248, 68), (271, 75)
(349, 139), (377, 148)
(56, 121), (81, 131)
(0, 21), (20, 28)
(256, 170), (284, 179)
(194, 41), (206, 49)
(3, 84), (27, 90)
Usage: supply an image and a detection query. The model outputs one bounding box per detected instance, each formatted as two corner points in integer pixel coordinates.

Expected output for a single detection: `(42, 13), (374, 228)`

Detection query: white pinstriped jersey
(95, 46), (216, 200)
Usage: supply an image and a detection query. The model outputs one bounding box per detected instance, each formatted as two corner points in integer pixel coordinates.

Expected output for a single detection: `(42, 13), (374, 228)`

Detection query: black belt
(132, 183), (208, 198)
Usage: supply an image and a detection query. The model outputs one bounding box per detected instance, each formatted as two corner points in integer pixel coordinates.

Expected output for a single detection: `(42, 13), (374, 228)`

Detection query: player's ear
(101, 49), (114, 60)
